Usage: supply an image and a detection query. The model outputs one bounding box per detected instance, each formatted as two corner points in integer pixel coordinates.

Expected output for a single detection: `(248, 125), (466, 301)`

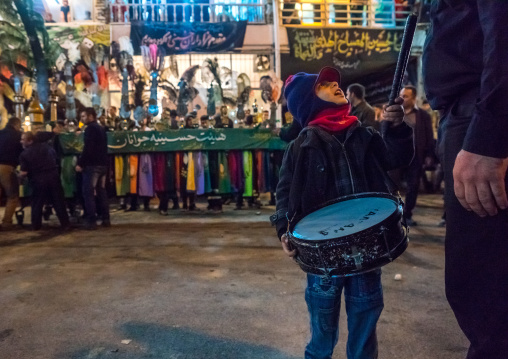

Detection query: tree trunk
(13, 0), (49, 106)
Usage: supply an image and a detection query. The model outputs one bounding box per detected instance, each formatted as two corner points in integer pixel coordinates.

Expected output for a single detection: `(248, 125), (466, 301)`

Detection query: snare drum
(288, 192), (408, 277)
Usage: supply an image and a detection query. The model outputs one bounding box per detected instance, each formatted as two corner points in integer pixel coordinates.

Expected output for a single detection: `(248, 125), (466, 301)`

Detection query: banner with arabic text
(59, 128), (287, 155)
(284, 28), (404, 104)
(130, 21), (247, 55)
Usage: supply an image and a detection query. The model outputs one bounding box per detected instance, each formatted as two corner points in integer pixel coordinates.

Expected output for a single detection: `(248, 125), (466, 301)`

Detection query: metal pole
(272, 0), (282, 127)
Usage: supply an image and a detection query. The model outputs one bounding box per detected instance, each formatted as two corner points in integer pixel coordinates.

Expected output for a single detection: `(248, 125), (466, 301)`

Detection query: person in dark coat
(271, 67), (413, 359)
(399, 85), (435, 226)
(423, 2), (508, 357)
(347, 83), (378, 130)
(75, 108), (110, 230)
(0, 117), (23, 229)
(19, 132), (69, 230)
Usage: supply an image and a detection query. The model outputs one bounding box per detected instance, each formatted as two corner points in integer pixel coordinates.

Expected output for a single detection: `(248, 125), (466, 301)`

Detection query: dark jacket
(413, 108), (434, 164)
(271, 121), (413, 239)
(0, 125), (23, 167)
(351, 101), (377, 130)
(423, 0), (508, 158)
(77, 121), (108, 167)
(19, 142), (59, 178)
(279, 121), (303, 143)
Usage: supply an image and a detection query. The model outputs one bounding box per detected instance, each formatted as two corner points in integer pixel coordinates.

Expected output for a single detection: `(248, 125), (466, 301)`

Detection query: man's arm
(453, 1), (508, 217)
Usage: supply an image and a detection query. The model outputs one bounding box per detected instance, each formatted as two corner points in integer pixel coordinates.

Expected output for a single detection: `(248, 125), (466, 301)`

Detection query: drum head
(292, 195), (398, 241)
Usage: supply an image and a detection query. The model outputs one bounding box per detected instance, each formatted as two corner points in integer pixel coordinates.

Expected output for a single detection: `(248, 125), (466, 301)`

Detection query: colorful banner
(59, 128), (287, 155)
(46, 24), (110, 49)
(283, 28), (405, 104)
(130, 21), (247, 55)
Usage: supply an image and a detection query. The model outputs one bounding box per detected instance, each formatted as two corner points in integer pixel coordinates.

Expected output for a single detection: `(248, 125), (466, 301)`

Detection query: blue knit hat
(284, 67), (344, 127)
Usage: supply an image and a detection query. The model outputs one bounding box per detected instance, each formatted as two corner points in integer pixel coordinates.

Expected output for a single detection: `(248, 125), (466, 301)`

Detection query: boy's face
(315, 81), (348, 105)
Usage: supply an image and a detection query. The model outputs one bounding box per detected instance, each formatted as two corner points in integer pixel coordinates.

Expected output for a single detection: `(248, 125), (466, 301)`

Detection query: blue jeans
(305, 270), (383, 359)
(82, 166), (109, 224)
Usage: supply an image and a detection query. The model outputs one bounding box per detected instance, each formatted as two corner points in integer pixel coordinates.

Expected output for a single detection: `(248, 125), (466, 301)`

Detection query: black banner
(130, 21), (247, 55)
(284, 28), (405, 104)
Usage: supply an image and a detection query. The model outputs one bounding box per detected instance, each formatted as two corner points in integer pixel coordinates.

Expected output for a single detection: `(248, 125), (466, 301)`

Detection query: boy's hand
(381, 97), (404, 126)
(281, 233), (297, 258)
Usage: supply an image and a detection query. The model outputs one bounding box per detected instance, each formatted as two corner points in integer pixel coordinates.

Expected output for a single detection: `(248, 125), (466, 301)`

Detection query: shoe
(83, 222), (97, 230)
(159, 210), (169, 216)
(188, 204), (197, 211)
(117, 204), (127, 210)
(101, 220), (111, 227)
(437, 219), (446, 227)
(125, 207), (138, 212)
(171, 204), (180, 210)
(182, 204), (188, 210)
(405, 218), (418, 226)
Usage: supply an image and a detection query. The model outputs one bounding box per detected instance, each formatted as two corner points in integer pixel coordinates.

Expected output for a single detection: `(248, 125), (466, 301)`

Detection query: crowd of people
(0, 105), (280, 232)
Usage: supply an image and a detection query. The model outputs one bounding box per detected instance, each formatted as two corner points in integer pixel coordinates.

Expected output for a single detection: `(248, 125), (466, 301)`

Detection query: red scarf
(307, 105), (358, 133)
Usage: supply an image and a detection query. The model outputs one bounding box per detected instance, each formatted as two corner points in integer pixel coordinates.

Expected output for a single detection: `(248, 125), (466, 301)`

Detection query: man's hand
(381, 97), (404, 126)
(75, 165), (83, 173)
(453, 150), (508, 217)
(281, 233), (297, 258)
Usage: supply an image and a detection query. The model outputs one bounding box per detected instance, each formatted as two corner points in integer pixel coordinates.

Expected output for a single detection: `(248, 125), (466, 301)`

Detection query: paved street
(0, 194), (468, 359)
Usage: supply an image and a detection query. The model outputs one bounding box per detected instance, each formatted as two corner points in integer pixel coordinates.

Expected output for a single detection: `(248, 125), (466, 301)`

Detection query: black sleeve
(279, 122), (302, 143)
(462, 0), (508, 158)
(77, 126), (94, 167)
(375, 121), (415, 170)
(422, 111), (435, 158)
(270, 142), (295, 239)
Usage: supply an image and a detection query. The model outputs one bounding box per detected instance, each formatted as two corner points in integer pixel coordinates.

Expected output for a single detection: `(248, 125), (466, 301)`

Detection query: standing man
(19, 132), (70, 230)
(0, 117), (23, 229)
(400, 85), (434, 226)
(423, 1), (508, 358)
(346, 83), (377, 130)
(75, 108), (110, 230)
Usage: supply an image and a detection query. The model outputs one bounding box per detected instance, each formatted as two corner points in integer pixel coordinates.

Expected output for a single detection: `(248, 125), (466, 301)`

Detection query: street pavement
(0, 194), (469, 359)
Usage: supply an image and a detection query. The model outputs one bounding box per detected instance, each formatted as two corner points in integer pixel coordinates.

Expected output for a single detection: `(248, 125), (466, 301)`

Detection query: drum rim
(289, 192), (402, 243)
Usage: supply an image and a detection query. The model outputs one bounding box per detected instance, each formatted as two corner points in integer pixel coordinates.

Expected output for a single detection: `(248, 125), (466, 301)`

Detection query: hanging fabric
(202, 152), (212, 194)
(121, 154), (130, 196)
(115, 155), (123, 196)
(194, 152), (205, 195)
(61, 156), (76, 198)
(186, 151), (196, 192)
(175, 152), (182, 193)
(207, 151), (219, 193)
(218, 151), (231, 194)
(129, 154), (139, 194)
(138, 153), (154, 197)
(153, 153), (166, 192)
(165, 152), (177, 194)
(243, 151), (253, 197)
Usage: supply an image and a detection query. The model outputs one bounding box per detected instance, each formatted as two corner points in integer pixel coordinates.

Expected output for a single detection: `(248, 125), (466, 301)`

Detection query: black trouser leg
(143, 197), (150, 210)
(49, 174), (70, 227)
(31, 183), (47, 230)
(158, 191), (169, 212)
(403, 160), (422, 219)
(440, 94), (508, 359)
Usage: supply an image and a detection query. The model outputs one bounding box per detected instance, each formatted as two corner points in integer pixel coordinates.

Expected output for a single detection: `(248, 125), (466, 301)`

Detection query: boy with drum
(271, 67), (413, 359)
